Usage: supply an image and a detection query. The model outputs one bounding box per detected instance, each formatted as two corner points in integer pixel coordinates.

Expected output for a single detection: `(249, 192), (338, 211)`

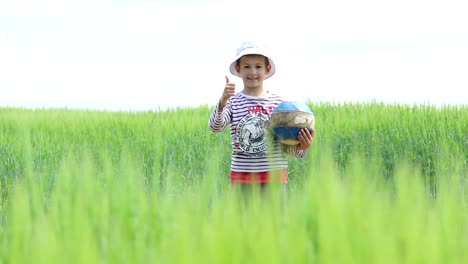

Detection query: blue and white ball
(270, 101), (315, 145)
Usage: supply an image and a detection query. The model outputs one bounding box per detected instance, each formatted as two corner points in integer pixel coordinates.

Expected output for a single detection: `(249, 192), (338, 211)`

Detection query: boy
(208, 41), (314, 185)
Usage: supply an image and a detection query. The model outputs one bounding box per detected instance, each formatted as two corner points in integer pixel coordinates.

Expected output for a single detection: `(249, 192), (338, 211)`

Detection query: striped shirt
(208, 91), (306, 181)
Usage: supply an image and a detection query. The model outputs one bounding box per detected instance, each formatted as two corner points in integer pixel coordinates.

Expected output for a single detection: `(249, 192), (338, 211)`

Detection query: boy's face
(235, 55), (271, 89)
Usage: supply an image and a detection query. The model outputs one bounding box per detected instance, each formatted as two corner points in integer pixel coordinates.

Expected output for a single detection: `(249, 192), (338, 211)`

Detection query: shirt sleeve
(282, 144), (307, 158)
(208, 100), (232, 132)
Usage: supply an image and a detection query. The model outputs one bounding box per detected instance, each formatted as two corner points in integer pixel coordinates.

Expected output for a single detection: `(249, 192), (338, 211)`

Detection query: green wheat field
(0, 102), (467, 264)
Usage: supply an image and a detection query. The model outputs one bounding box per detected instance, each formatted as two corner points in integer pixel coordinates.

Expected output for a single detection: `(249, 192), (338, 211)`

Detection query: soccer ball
(269, 101), (315, 145)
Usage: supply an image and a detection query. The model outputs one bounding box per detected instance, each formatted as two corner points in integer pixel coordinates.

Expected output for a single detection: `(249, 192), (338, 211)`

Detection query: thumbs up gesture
(219, 76), (236, 108)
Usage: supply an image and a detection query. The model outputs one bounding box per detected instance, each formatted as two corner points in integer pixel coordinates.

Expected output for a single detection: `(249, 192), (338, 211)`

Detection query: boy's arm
(208, 100), (232, 132)
(282, 144), (307, 158)
(209, 76), (235, 132)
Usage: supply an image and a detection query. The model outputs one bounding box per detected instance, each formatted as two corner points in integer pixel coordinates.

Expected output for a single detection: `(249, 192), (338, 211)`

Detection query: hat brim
(229, 48), (276, 79)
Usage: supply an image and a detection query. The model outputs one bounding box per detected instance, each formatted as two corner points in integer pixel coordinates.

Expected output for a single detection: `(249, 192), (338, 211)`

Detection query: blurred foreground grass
(0, 102), (466, 263)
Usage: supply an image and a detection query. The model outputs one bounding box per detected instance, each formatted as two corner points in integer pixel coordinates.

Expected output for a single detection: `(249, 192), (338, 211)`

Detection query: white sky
(1, 0), (467, 111)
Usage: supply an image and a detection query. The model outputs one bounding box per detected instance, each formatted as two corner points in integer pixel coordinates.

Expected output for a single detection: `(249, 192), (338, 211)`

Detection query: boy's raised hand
(219, 76), (235, 109)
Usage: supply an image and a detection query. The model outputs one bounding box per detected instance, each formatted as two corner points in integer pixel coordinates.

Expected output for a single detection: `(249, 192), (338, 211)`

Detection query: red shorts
(230, 169), (288, 184)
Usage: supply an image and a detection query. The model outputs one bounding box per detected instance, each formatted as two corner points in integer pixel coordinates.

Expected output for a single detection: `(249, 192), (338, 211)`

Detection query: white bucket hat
(229, 41), (276, 79)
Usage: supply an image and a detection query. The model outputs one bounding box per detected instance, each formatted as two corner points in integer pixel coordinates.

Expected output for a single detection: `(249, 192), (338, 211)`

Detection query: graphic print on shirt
(233, 105), (273, 156)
